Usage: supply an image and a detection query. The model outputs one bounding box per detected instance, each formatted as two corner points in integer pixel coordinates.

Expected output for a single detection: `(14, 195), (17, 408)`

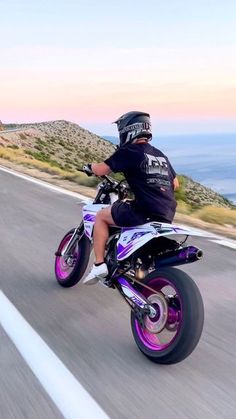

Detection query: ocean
(152, 133), (236, 205)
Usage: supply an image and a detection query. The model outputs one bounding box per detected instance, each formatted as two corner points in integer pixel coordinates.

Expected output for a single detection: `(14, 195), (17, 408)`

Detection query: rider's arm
(173, 177), (179, 190)
(91, 162), (111, 176)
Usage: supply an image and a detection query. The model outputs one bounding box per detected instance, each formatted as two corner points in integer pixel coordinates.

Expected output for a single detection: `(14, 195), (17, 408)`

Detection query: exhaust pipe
(156, 246), (203, 268)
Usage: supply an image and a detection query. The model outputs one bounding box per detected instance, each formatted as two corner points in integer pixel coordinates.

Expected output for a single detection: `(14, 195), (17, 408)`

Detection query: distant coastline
(103, 133), (236, 204)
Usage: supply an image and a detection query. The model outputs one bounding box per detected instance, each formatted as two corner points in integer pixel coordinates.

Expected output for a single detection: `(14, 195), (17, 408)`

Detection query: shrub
(34, 145), (43, 151)
(63, 172), (98, 187)
(25, 149), (51, 162)
(19, 133), (27, 140)
(35, 138), (47, 146)
(49, 159), (63, 169)
(7, 144), (19, 149)
(176, 200), (192, 215)
(64, 163), (73, 171)
(175, 175), (186, 202)
(58, 139), (65, 147)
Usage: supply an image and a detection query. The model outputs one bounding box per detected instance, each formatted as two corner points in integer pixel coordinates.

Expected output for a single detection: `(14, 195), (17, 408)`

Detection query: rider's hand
(83, 164), (93, 176)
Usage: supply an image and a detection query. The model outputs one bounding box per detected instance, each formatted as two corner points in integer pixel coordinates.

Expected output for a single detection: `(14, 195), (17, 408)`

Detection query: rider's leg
(93, 206), (115, 263)
(83, 207), (115, 285)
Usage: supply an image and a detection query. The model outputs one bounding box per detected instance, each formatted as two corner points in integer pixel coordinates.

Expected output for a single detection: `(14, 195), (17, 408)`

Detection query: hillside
(0, 120), (115, 172)
(177, 175), (233, 209)
(0, 120), (234, 210)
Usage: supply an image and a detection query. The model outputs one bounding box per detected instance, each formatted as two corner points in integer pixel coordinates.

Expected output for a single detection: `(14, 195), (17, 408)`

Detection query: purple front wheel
(55, 229), (91, 288)
(131, 267), (204, 364)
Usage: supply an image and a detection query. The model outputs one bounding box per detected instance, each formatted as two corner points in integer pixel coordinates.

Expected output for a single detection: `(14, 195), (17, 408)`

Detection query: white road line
(0, 291), (109, 419)
(210, 239), (236, 250)
(0, 165), (90, 203)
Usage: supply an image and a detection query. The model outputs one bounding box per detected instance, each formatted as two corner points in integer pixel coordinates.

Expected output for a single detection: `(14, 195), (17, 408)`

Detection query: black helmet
(114, 111), (152, 147)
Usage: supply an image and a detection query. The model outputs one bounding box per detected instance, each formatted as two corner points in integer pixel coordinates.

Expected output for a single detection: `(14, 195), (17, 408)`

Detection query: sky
(0, 0), (236, 135)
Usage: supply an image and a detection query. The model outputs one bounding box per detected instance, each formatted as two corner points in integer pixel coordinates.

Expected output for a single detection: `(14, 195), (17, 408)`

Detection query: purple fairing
(117, 242), (135, 259)
(117, 231), (150, 259)
(117, 277), (148, 308)
(126, 231), (147, 244)
(84, 214), (96, 222)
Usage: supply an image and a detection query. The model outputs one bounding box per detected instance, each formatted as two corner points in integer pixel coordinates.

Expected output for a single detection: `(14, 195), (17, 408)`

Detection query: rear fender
(116, 222), (213, 261)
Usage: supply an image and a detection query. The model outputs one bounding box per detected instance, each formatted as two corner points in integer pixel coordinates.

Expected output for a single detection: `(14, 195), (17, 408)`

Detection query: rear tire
(55, 229), (91, 288)
(131, 267), (204, 364)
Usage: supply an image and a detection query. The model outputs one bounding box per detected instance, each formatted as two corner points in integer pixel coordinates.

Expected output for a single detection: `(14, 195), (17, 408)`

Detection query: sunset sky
(1, 0), (236, 135)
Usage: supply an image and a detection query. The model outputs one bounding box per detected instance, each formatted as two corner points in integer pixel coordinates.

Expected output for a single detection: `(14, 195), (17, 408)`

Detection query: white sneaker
(83, 263), (108, 285)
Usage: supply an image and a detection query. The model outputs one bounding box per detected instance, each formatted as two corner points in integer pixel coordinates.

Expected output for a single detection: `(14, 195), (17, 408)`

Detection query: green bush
(35, 138), (47, 147)
(25, 149), (51, 162)
(34, 145), (43, 151)
(175, 175), (186, 202)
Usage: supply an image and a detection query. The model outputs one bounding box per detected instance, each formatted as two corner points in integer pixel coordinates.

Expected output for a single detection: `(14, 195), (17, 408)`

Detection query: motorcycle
(55, 171), (206, 364)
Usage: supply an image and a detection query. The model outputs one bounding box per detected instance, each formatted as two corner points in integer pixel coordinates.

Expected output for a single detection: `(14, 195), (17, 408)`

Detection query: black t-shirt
(104, 142), (177, 222)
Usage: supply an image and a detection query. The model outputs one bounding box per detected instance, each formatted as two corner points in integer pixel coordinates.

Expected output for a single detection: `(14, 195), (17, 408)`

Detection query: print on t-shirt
(140, 153), (171, 189)
(143, 153), (169, 175)
(104, 143), (177, 222)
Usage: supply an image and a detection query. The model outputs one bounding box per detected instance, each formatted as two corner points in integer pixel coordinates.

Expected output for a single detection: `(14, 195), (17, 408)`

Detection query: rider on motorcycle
(83, 111), (179, 285)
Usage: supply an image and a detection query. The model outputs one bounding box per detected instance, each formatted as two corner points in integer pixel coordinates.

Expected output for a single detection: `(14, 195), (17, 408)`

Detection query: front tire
(131, 267), (204, 364)
(55, 229), (91, 288)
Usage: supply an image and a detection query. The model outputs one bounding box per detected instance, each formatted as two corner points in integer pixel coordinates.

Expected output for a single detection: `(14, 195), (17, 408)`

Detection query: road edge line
(0, 290), (109, 419)
(0, 165), (90, 203)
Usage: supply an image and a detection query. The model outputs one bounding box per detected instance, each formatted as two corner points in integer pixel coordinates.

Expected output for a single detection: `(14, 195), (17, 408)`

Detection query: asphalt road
(1, 168), (236, 419)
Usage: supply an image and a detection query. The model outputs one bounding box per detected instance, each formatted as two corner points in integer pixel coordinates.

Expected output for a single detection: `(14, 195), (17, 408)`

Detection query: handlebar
(78, 168), (113, 184)
(78, 168), (129, 193)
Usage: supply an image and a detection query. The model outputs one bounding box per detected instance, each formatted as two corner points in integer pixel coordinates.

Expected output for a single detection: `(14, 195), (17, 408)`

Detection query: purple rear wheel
(55, 229), (90, 288)
(131, 267), (204, 364)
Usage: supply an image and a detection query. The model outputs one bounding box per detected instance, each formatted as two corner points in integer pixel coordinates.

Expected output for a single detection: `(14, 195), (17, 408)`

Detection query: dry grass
(62, 173), (98, 187)
(0, 146), (94, 186)
(176, 200), (192, 215)
(193, 205), (236, 227)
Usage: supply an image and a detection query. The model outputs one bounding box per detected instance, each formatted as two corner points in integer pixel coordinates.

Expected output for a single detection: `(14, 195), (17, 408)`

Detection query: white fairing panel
(116, 222), (213, 260)
(82, 200), (213, 256)
(83, 204), (110, 240)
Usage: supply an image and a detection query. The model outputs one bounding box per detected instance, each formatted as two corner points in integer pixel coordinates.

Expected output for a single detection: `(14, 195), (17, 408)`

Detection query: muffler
(155, 246), (203, 268)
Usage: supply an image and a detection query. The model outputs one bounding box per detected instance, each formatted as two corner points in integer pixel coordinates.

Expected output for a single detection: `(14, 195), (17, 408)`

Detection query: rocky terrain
(181, 175), (233, 208)
(0, 119), (234, 209)
(0, 120), (115, 172)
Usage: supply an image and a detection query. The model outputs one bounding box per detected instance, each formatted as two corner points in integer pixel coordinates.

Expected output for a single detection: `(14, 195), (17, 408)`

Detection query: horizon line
(3, 119), (236, 139)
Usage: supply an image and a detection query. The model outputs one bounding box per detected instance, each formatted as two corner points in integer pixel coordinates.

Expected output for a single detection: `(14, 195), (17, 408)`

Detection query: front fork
(116, 277), (157, 321)
(55, 223), (84, 257)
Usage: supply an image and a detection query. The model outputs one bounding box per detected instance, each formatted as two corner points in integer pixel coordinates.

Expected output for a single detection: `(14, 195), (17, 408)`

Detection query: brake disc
(144, 292), (168, 334)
